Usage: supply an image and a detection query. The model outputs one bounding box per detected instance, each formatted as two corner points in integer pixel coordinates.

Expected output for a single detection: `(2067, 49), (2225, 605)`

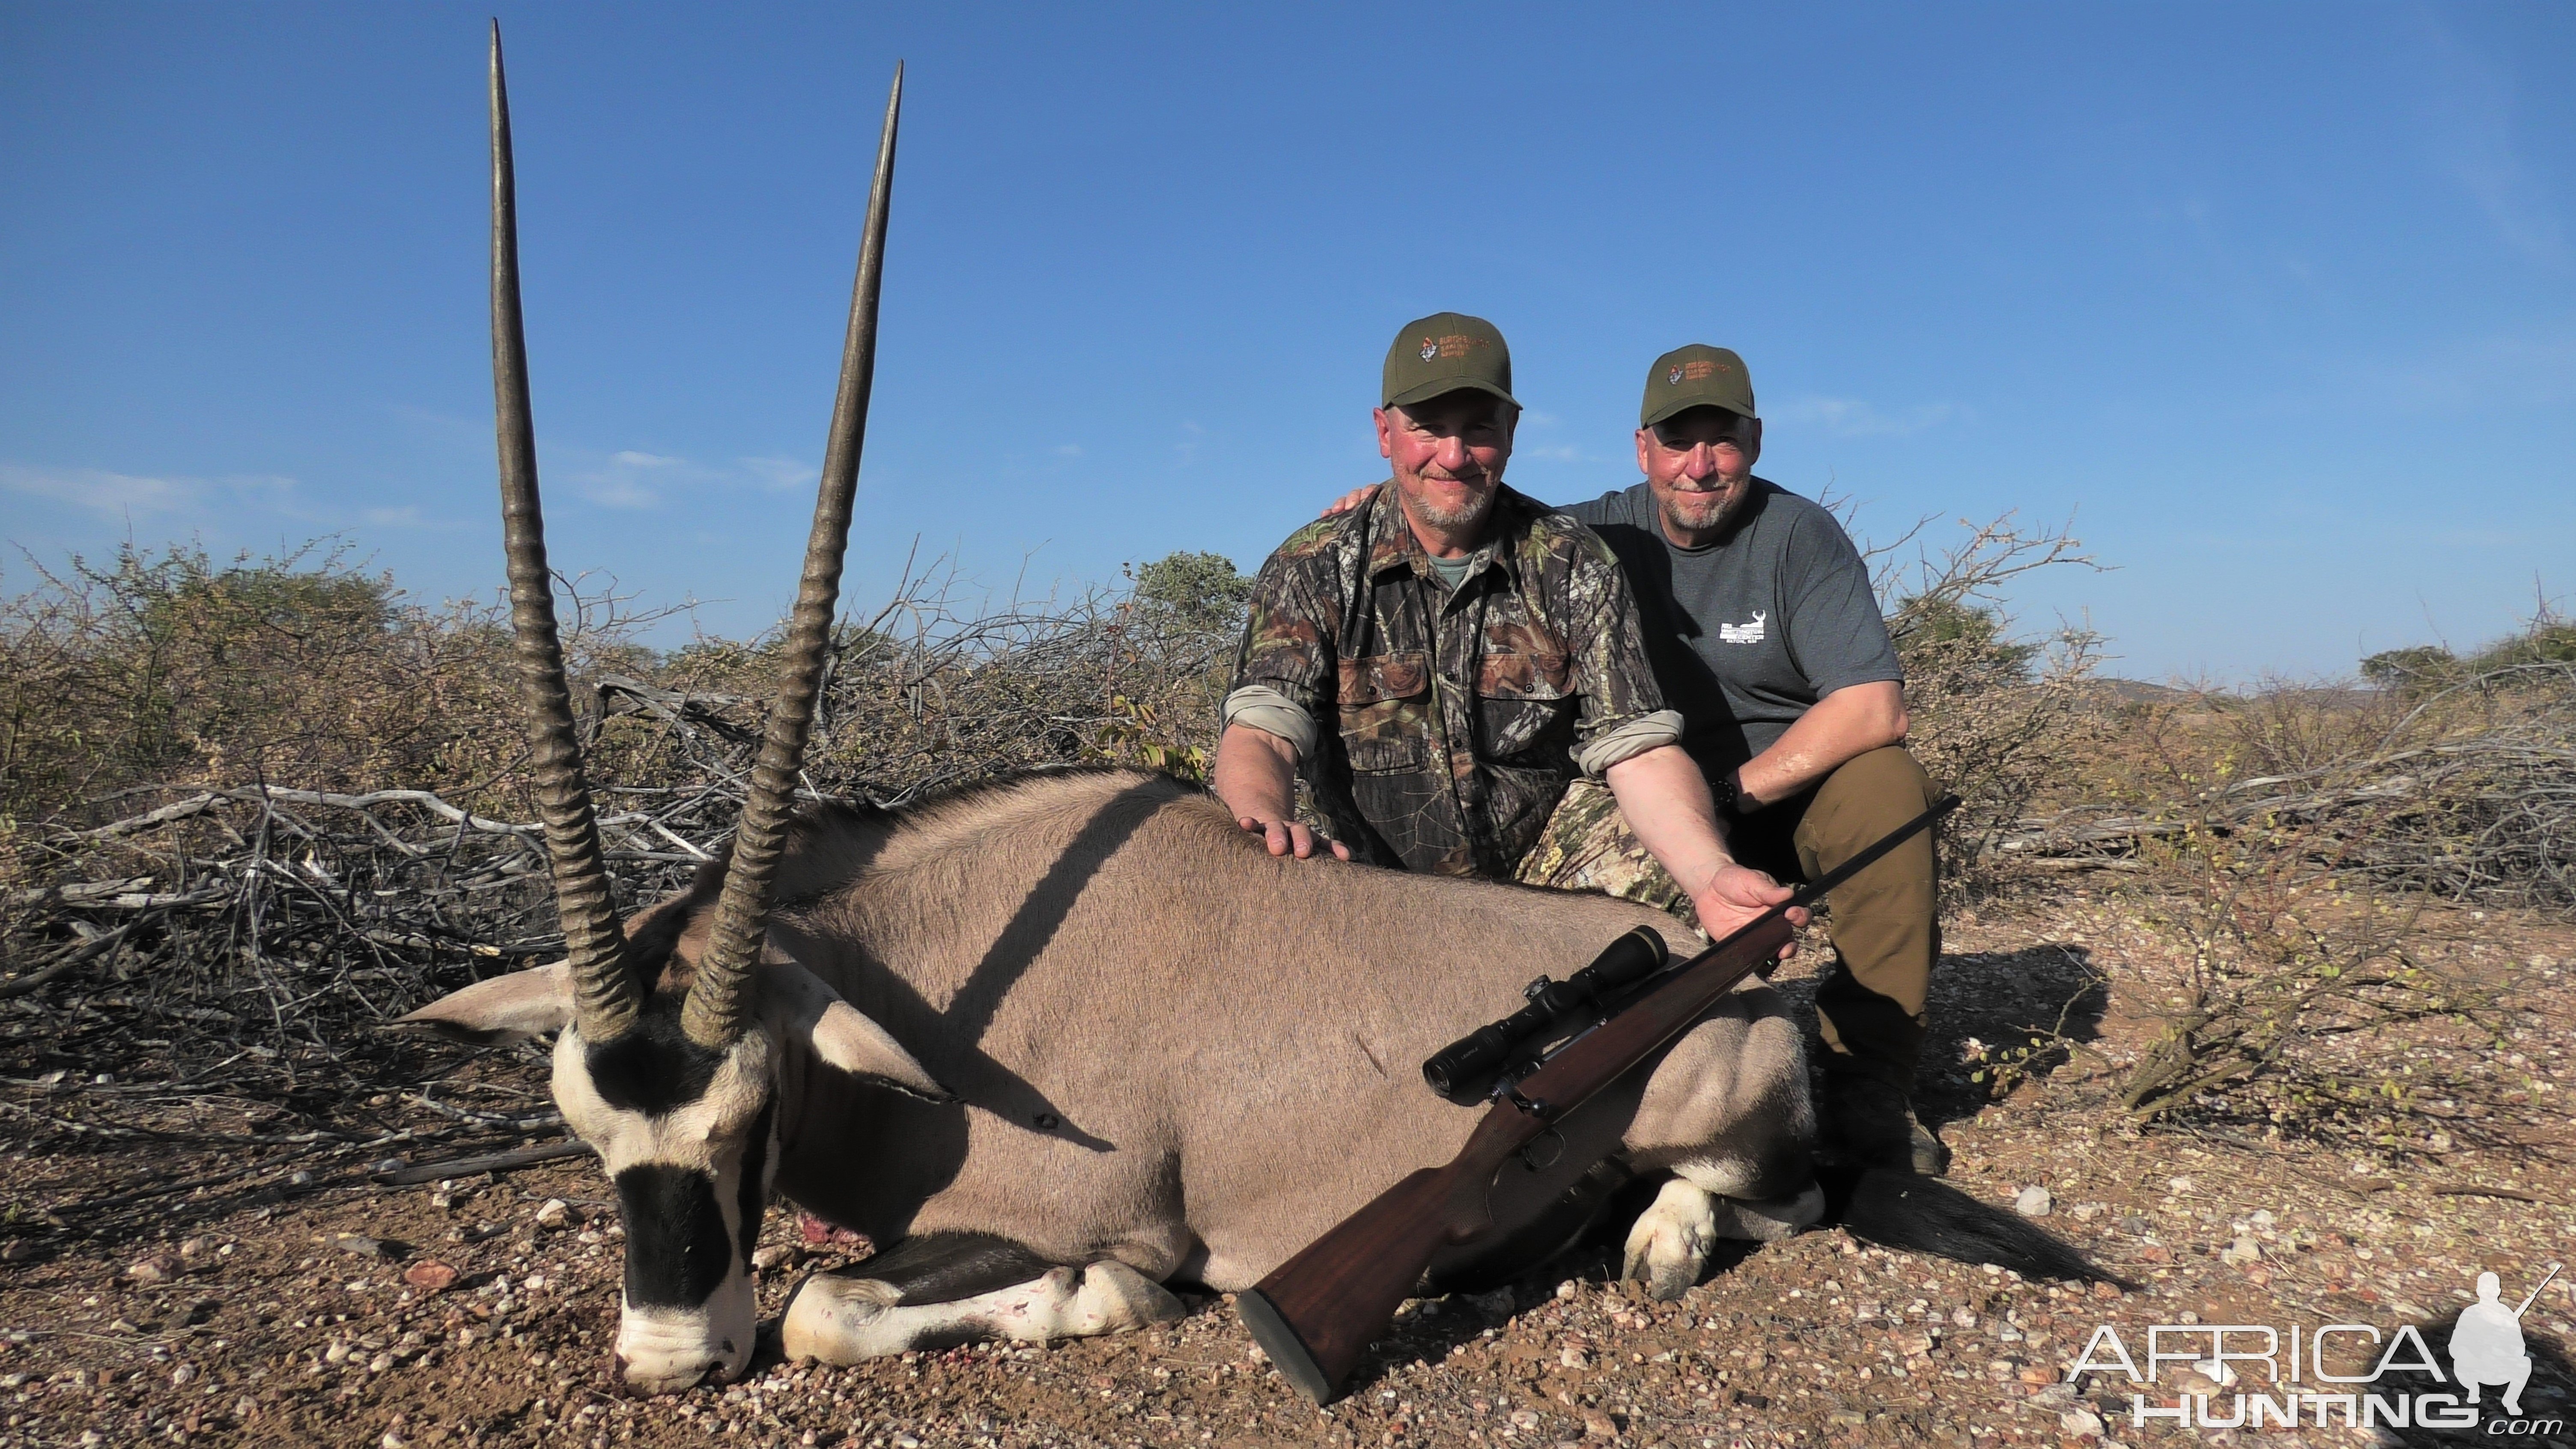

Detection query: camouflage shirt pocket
(1475, 651), (1574, 759)
(1336, 651), (1431, 773)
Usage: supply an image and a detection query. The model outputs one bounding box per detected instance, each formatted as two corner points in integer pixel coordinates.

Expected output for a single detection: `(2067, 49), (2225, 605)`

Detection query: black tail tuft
(1819, 1165), (2135, 1289)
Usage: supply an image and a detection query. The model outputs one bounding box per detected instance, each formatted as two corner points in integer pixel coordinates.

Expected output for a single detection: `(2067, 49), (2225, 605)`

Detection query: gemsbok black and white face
(408, 951), (947, 1391)
(559, 1002), (781, 1391)
(394, 26), (914, 1394)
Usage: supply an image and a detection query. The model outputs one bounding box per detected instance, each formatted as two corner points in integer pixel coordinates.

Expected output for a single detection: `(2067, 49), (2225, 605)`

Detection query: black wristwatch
(1712, 770), (1744, 819)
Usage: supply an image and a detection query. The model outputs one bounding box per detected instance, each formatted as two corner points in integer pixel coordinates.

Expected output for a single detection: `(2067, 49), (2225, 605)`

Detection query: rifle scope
(1421, 925), (1669, 1102)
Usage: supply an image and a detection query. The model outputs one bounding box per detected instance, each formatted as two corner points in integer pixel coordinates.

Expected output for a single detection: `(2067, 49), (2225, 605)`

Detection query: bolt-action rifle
(1235, 794), (1959, 1404)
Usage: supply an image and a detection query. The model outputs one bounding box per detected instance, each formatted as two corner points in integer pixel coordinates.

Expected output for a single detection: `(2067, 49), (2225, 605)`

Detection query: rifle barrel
(2514, 1262), (2563, 1317)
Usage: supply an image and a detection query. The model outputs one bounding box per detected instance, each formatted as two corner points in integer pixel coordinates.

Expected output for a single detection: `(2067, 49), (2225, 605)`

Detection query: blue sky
(3, 3), (2570, 681)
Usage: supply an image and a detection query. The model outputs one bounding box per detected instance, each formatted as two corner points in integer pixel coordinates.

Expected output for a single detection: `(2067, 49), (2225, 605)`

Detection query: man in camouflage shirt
(1212, 313), (1805, 957)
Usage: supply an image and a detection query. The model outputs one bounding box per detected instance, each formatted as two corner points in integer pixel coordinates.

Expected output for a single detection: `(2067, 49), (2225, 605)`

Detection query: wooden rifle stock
(1236, 794), (1955, 1404)
(1239, 911), (1793, 1402)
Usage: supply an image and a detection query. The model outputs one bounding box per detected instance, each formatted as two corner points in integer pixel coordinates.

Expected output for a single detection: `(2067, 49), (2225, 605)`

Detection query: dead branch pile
(1971, 634), (2574, 1142)
(0, 781), (699, 1232)
(0, 518), (2106, 1076)
(1999, 659), (2576, 910)
(0, 547), (1246, 1229)
(2111, 841), (2530, 1133)
(3, 561), (1238, 1004)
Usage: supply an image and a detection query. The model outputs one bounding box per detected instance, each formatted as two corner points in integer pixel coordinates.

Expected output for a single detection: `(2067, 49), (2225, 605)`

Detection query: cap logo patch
(1682, 360), (1723, 382)
(1433, 334), (1484, 360)
(1667, 365), (1684, 385)
(1419, 338), (1439, 363)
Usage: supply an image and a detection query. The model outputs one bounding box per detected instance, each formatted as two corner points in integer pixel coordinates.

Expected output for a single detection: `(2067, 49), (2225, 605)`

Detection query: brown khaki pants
(1518, 745), (1941, 1088)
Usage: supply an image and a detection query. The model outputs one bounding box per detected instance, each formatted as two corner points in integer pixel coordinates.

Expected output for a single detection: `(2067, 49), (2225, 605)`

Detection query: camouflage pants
(1515, 748), (1941, 1088)
(1514, 776), (1698, 927)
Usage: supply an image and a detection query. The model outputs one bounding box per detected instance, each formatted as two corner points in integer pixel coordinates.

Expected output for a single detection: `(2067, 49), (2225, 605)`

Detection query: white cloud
(569, 449), (692, 508)
(2420, 21), (2566, 267)
(578, 475), (663, 509)
(1052, 444), (1084, 458)
(1775, 396), (1960, 437)
(737, 456), (818, 491)
(564, 448), (838, 510)
(3, 464), (202, 516)
(0, 464), (307, 519)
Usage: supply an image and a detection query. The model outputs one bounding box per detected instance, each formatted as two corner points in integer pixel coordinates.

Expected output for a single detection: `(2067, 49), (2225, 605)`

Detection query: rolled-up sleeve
(1573, 707), (1683, 777)
(1219, 684), (1318, 761)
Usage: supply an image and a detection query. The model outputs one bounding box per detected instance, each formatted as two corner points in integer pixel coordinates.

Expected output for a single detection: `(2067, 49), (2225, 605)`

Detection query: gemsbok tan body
(410, 772), (1819, 1390)
(399, 31), (1846, 1396)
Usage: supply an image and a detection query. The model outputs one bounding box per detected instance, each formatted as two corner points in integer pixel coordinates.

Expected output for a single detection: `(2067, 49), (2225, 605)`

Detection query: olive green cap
(1640, 344), (1756, 428)
(1382, 312), (1518, 411)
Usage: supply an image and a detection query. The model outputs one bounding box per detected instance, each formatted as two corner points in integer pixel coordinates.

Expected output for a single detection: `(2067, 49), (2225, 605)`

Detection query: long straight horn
(489, 22), (636, 1045)
(683, 63), (904, 1049)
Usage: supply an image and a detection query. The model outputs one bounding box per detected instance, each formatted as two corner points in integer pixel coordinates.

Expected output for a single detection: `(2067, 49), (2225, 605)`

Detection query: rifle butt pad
(1235, 1287), (1337, 1404)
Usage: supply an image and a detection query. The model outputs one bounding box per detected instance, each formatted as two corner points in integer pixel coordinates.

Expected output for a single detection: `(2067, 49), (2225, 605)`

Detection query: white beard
(1401, 474), (1498, 531)
(1661, 480), (1747, 535)
(1412, 492), (1493, 530)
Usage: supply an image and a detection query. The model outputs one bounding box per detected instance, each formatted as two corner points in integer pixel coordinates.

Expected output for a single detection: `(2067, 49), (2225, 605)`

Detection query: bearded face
(1637, 407), (1762, 547)
(1376, 391), (1517, 539)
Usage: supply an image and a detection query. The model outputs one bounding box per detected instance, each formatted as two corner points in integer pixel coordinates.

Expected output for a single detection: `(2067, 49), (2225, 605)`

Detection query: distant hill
(2079, 678), (2380, 709)
(2084, 678), (2197, 706)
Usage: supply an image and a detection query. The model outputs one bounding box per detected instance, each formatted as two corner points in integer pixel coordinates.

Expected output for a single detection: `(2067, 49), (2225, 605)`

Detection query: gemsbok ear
(396, 961), (574, 1045)
(760, 962), (953, 1103)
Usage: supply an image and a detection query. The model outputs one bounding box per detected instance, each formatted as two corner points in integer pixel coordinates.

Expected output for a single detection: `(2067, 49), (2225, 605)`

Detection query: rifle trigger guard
(1518, 1127), (1565, 1172)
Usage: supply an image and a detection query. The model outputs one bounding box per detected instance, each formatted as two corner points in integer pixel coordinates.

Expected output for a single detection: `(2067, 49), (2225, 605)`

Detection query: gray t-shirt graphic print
(1563, 479), (1902, 776)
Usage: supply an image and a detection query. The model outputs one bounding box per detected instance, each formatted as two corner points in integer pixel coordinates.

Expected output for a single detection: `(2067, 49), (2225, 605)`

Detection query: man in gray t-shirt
(1567, 344), (1945, 1175)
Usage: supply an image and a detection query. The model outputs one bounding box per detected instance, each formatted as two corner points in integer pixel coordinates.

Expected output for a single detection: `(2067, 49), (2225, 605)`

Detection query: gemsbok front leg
(780, 1232), (1184, 1362)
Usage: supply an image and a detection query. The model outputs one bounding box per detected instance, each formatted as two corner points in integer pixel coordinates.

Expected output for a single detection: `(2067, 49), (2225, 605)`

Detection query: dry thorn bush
(0, 544), (1244, 1077)
(0, 517), (2098, 1084)
(0, 543), (1256, 1231)
(1998, 626), (2572, 1147)
(1860, 510), (2105, 895)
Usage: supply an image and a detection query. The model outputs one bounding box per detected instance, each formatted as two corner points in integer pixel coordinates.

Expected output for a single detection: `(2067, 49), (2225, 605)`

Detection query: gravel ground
(5, 898), (2570, 1449)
